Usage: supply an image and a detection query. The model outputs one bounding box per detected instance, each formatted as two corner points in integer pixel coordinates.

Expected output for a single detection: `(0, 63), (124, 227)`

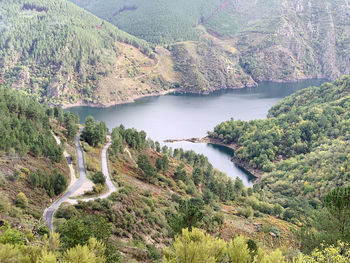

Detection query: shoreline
(164, 136), (263, 183)
(61, 89), (177, 109)
(60, 78), (329, 110)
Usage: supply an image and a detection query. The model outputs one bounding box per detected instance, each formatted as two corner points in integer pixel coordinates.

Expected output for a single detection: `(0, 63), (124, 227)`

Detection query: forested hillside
(0, 85), (82, 232)
(0, 0), (153, 106)
(68, 0), (279, 44)
(209, 76), (350, 248)
(3, 0), (350, 103)
(71, 0), (350, 89)
(1, 108), (350, 261)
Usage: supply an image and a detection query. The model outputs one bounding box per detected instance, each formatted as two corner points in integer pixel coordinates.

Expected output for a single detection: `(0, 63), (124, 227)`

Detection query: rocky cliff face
(236, 0), (350, 82)
(173, 0), (350, 93)
(171, 41), (256, 94)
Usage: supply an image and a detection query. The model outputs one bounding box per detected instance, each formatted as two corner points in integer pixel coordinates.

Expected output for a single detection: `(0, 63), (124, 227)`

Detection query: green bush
(0, 193), (10, 213)
(92, 172), (106, 185)
(15, 192), (28, 208)
(55, 205), (80, 219)
(238, 206), (254, 218)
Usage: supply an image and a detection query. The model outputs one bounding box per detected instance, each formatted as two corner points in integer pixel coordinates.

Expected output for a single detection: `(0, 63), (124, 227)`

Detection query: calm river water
(68, 79), (326, 186)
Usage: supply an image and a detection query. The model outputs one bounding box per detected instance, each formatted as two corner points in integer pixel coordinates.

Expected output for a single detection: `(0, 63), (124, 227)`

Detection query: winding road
(44, 131), (115, 232)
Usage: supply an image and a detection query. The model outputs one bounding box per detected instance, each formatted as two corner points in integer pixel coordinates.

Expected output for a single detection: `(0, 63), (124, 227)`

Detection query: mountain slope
(209, 76), (350, 224)
(0, 0), (161, 106)
(70, 0), (350, 87)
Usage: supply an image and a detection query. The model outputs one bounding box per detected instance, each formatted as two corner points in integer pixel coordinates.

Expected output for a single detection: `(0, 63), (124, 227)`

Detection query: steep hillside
(209, 76), (350, 231)
(68, 0), (279, 44)
(0, 88), (300, 261)
(0, 85), (79, 231)
(0, 0), (180, 107)
(70, 0), (350, 92)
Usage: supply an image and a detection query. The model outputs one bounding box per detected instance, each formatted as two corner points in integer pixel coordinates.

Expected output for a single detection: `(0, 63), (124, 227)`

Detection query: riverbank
(164, 136), (263, 183)
(61, 89), (177, 109)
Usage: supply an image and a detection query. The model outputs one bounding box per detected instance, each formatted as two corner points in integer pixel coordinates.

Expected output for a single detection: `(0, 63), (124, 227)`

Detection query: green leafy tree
(227, 235), (251, 263)
(156, 155), (169, 175)
(57, 216), (111, 249)
(81, 116), (107, 147)
(167, 197), (204, 235)
(163, 228), (227, 263)
(92, 172), (106, 185)
(137, 154), (157, 183)
(323, 187), (350, 239)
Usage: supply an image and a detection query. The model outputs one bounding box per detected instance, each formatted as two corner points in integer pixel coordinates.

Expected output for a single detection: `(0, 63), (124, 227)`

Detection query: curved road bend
(44, 133), (115, 232)
(44, 128), (87, 232)
(79, 136), (116, 202)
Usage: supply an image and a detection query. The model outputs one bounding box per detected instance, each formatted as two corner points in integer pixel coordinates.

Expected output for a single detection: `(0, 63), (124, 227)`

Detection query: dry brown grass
(97, 42), (180, 106)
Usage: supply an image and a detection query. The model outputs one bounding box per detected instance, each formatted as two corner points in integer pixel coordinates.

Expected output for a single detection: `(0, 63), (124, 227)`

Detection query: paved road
(79, 136), (116, 202)
(44, 132), (116, 232)
(44, 128), (87, 232)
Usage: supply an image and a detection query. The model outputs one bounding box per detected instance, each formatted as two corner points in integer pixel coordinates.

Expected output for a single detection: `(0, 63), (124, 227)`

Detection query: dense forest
(210, 76), (350, 250)
(0, 85), (62, 161)
(70, 0), (350, 85)
(68, 0), (278, 44)
(2, 0), (350, 106)
(0, 0), (151, 105)
(0, 86), (83, 199)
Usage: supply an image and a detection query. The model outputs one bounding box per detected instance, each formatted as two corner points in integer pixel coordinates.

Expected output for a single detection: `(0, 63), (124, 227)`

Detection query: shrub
(0, 193), (10, 213)
(0, 172), (6, 187)
(93, 184), (104, 194)
(238, 206), (254, 218)
(92, 172), (106, 185)
(56, 205), (80, 219)
(0, 228), (26, 245)
(15, 192), (28, 208)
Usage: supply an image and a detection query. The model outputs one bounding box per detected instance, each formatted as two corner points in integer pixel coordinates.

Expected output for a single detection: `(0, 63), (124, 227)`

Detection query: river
(68, 79), (326, 186)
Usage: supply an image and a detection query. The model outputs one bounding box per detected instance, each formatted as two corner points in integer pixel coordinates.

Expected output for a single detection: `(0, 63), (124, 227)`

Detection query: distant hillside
(0, 0), (162, 106)
(70, 0), (350, 89)
(68, 0), (279, 44)
(209, 76), (350, 226)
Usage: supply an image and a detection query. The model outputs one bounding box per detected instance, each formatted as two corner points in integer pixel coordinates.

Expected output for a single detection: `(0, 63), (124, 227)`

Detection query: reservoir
(68, 79), (326, 186)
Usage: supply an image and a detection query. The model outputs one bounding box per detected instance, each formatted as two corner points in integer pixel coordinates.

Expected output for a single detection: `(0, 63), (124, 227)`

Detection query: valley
(2, 0), (350, 262)
(68, 79), (325, 186)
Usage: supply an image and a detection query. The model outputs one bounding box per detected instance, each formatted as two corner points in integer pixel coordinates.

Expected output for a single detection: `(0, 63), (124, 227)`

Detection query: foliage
(163, 228), (226, 263)
(163, 228), (304, 263)
(227, 235), (251, 263)
(57, 215), (111, 249)
(210, 76), (350, 224)
(29, 169), (67, 197)
(110, 125), (147, 156)
(0, 86), (62, 161)
(0, 0), (151, 104)
(0, 224), (26, 245)
(0, 224), (108, 263)
(156, 155), (169, 175)
(303, 242), (350, 263)
(64, 112), (79, 140)
(137, 154), (157, 183)
(15, 192), (28, 209)
(81, 116), (108, 147)
(300, 187), (350, 252)
(167, 197), (204, 235)
(91, 172), (106, 185)
(69, 0), (280, 44)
